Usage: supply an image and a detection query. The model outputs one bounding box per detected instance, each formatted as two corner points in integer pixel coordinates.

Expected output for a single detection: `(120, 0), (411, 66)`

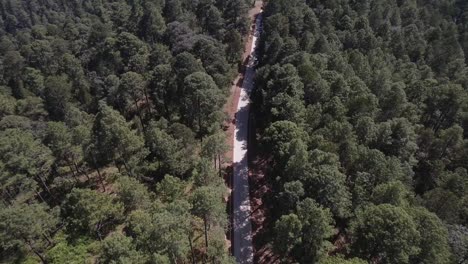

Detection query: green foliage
(89, 102), (148, 176)
(447, 225), (468, 264)
(306, 164), (352, 218)
(127, 199), (192, 262)
(350, 204), (420, 264)
(320, 255), (367, 264)
(191, 185), (227, 228)
(182, 72), (225, 136)
(0, 128), (54, 203)
(115, 175), (152, 212)
(256, 0), (468, 262)
(263, 121), (308, 160)
(156, 174), (186, 203)
(273, 214), (302, 255)
(408, 207), (451, 264)
(44, 75), (72, 121)
(371, 181), (411, 207)
(145, 121), (194, 177)
(0, 0), (246, 262)
(296, 199), (335, 261)
(99, 233), (146, 264)
(46, 233), (94, 264)
(0, 203), (59, 263)
(0, 92), (16, 117)
(62, 188), (124, 239)
(4, 0), (468, 261)
(225, 29), (243, 62)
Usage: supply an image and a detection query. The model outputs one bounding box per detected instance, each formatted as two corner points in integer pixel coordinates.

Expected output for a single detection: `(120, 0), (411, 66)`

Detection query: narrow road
(232, 8), (263, 264)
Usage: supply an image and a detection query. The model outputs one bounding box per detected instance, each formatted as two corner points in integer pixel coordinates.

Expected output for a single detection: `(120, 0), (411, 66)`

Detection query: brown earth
(221, 0), (281, 262)
(222, 0), (264, 254)
(223, 0), (263, 164)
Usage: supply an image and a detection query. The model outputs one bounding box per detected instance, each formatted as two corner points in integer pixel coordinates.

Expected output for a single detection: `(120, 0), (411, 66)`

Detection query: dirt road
(232, 6), (263, 264)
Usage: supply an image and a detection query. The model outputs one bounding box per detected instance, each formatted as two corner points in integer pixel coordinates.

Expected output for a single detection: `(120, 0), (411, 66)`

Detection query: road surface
(233, 9), (263, 264)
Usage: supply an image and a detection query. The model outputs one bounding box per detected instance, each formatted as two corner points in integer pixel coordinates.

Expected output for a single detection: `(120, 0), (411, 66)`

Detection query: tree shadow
(231, 154), (254, 263)
(235, 104), (250, 144)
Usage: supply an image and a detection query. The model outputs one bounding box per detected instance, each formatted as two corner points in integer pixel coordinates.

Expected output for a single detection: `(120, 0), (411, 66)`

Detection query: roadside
(222, 0), (264, 255)
(223, 1), (263, 164)
(248, 125), (280, 264)
(244, 2), (281, 263)
(227, 1), (264, 263)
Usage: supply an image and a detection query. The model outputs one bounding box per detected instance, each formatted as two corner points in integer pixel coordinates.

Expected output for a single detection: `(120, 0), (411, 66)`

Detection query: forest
(253, 0), (468, 263)
(2, 0), (468, 263)
(0, 0), (252, 263)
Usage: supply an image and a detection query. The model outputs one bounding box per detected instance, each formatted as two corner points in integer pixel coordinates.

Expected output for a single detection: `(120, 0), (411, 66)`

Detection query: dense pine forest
(2, 0), (468, 263)
(0, 0), (252, 263)
(254, 0), (468, 263)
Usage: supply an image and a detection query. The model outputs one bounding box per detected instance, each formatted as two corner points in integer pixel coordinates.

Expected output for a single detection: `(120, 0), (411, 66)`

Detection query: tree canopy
(0, 0), (248, 261)
(256, 0), (468, 262)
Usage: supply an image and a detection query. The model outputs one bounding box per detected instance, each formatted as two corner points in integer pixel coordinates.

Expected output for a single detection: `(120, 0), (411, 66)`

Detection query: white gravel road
(232, 11), (263, 264)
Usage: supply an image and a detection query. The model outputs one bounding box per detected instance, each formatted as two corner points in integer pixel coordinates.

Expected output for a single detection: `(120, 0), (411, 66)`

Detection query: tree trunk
(439, 130), (458, 160)
(67, 160), (79, 183)
(36, 174), (51, 195)
(188, 235), (196, 264)
(32, 249), (47, 264)
(69, 165), (78, 181)
(42, 233), (53, 247)
(203, 215), (209, 262)
(74, 161), (90, 181)
(96, 220), (103, 241)
(163, 89), (170, 119)
(25, 239), (47, 264)
(144, 87), (152, 115)
(198, 96), (202, 136)
(134, 98), (146, 131)
(121, 158), (133, 178)
(433, 111), (447, 133)
(123, 161), (130, 176)
(35, 190), (46, 203)
(3, 188), (14, 205)
(218, 155), (222, 177)
(96, 166), (106, 192)
(170, 252), (177, 264)
(67, 160), (76, 177)
(90, 152), (106, 191)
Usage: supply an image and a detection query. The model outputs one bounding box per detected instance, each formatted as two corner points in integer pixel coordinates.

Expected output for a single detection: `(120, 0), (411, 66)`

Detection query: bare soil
(223, 1), (281, 262)
(223, 0), (263, 163)
(223, 0), (264, 255)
